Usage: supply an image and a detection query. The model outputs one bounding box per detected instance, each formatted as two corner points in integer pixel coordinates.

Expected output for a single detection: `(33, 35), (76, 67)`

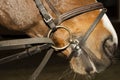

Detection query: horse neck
(25, 20), (49, 37)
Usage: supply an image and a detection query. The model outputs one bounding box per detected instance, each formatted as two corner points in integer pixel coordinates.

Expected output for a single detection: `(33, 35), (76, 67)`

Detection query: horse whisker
(84, 73), (96, 80)
(58, 67), (73, 80)
(72, 73), (77, 80)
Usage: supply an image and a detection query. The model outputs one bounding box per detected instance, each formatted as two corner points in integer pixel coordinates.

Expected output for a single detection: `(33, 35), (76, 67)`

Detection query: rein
(0, 0), (106, 80)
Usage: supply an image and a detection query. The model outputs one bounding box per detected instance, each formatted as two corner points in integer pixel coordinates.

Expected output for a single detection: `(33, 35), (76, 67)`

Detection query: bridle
(34, 0), (106, 54)
(0, 0), (107, 80)
(33, 0), (107, 78)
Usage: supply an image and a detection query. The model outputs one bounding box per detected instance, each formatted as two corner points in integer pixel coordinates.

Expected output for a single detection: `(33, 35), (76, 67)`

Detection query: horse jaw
(70, 55), (97, 75)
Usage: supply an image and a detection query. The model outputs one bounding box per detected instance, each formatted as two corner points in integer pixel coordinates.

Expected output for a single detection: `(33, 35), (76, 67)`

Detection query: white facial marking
(102, 14), (118, 45)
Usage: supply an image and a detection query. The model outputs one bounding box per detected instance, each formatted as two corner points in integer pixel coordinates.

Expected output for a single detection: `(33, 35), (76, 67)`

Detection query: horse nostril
(85, 67), (93, 74)
(103, 37), (117, 57)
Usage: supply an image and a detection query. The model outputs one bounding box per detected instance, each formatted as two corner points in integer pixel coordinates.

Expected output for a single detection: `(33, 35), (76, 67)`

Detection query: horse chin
(70, 57), (87, 75)
(69, 52), (110, 75)
(70, 56), (97, 75)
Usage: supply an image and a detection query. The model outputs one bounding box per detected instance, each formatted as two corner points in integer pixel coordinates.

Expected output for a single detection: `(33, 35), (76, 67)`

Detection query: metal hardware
(48, 26), (72, 51)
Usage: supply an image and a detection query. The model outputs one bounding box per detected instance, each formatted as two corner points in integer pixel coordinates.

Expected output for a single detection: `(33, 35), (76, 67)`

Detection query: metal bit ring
(47, 26), (72, 51)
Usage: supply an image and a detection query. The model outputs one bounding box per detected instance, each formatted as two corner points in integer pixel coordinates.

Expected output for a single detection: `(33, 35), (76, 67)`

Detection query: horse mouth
(69, 48), (98, 75)
(68, 35), (118, 75)
(70, 57), (96, 75)
(70, 55), (109, 75)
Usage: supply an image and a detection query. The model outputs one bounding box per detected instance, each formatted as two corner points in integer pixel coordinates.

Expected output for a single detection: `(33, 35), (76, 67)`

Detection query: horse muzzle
(69, 35), (118, 75)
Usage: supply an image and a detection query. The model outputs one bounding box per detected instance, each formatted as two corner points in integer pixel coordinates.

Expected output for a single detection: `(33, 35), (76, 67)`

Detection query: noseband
(34, 0), (107, 56)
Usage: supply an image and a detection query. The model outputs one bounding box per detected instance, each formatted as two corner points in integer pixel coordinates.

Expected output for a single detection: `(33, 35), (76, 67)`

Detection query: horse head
(29, 0), (117, 75)
(40, 0), (118, 75)
(0, 0), (118, 75)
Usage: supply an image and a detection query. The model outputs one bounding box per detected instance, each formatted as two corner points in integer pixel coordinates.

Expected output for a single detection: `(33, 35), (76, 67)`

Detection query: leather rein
(0, 0), (106, 80)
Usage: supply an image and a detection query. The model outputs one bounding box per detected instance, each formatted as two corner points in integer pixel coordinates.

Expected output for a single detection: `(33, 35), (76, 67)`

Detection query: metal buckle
(44, 14), (53, 23)
(47, 26), (72, 51)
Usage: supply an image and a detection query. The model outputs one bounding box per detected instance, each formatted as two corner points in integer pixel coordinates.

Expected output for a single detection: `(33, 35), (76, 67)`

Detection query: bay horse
(0, 0), (118, 76)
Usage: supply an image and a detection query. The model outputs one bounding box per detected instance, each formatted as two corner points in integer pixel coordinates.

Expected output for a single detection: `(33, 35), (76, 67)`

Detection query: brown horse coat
(0, 0), (118, 75)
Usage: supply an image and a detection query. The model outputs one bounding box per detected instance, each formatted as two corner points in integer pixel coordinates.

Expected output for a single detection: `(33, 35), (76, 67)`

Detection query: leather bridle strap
(35, 0), (104, 30)
(80, 8), (107, 45)
(34, 0), (56, 30)
(0, 45), (49, 64)
(45, 0), (61, 16)
(55, 2), (104, 25)
(45, 0), (104, 25)
(0, 37), (53, 50)
(0, 38), (54, 64)
(29, 48), (54, 80)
